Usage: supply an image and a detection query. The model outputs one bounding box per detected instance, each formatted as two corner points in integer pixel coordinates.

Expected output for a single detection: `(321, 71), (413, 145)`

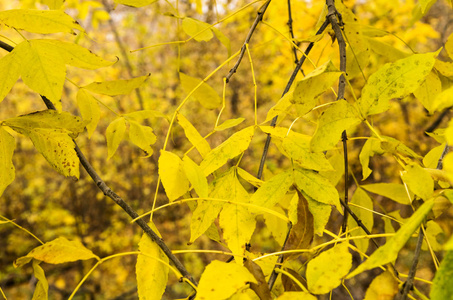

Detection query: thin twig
(267, 223), (292, 290)
(0, 41), (197, 287)
(287, 0), (298, 65)
(225, 0), (271, 83)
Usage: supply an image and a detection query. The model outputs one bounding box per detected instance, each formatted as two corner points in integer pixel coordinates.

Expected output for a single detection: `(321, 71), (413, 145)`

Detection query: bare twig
(287, 0), (298, 65)
(0, 41), (197, 288)
(225, 0), (271, 83)
(267, 223), (292, 290)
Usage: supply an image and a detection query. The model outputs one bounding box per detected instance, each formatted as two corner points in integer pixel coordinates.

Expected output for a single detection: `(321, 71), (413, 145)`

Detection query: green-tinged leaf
(15, 40), (66, 106)
(431, 251), (453, 300)
(310, 100), (361, 152)
(348, 188), (374, 254)
(319, 152), (344, 186)
(0, 127), (15, 197)
(282, 134), (333, 171)
(183, 156), (208, 198)
(343, 22), (370, 79)
(190, 168), (237, 243)
(420, 0), (437, 14)
(277, 292), (317, 300)
(83, 74), (150, 96)
(359, 138), (384, 180)
(179, 72), (221, 109)
(200, 126), (254, 176)
(15, 237), (99, 267)
(305, 193), (331, 236)
(401, 164), (434, 201)
(263, 206), (287, 246)
(128, 121), (156, 156)
(35, 39), (115, 69)
(77, 89), (100, 138)
(182, 17), (213, 42)
(0, 50), (21, 103)
(237, 167), (263, 188)
(446, 32), (453, 60)
(294, 168), (341, 212)
(347, 199), (434, 278)
(136, 224), (169, 300)
(422, 220), (444, 251)
(215, 118), (245, 131)
(0, 9), (84, 34)
(158, 151), (190, 201)
(291, 61), (342, 116)
(106, 117), (127, 159)
(177, 113), (211, 158)
(197, 260), (257, 300)
(219, 201), (255, 264)
(380, 135), (421, 159)
(361, 183), (412, 205)
(284, 192), (314, 258)
(115, 0), (158, 7)
(32, 260), (48, 300)
(432, 86), (453, 114)
(212, 27), (231, 56)
(124, 110), (168, 122)
(4, 112), (86, 177)
(249, 170), (293, 209)
(265, 91), (293, 123)
(414, 72), (442, 114)
(307, 243), (352, 294)
(366, 37), (410, 62)
(363, 270), (398, 300)
(358, 52), (437, 116)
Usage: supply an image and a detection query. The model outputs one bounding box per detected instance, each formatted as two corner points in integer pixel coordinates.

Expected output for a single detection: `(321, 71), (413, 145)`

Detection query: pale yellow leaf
(307, 243), (352, 294)
(182, 17), (213, 42)
(183, 155), (209, 198)
(277, 291), (317, 300)
(361, 183), (412, 205)
(348, 188), (374, 254)
(115, 0), (158, 7)
(431, 86), (453, 113)
(305, 194), (331, 236)
(128, 120), (156, 156)
(282, 134), (333, 171)
(180, 72), (221, 109)
(414, 72), (442, 114)
(83, 74), (150, 96)
(177, 113), (211, 158)
(0, 9), (84, 34)
(136, 224), (169, 300)
(249, 170), (293, 209)
(0, 127), (15, 197)
(363, 270), (398, 300)
(15, 237), (99, 267)
(0, 50), (21, 104)
(401, 164), (434, 201)
(32, 260), (48, 300)
(197, 260), (257, 300)
(215, 118), (245, 131)
(41, 0), (64, 9)
(77, 89), (100, 138)
(158, 151), (190, 201)
(200, 126), (254, 176)
(106, 117), (127, 159)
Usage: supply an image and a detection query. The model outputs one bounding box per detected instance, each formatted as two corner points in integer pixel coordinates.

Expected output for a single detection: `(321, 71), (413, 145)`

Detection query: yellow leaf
(282, 134), (333, 171)
(347, 199), (434, 278)
(128, 120), (156, 156)
(41, 0), (64, 9)
(200, 126), (254, 176)
(106, 117), (127, 159)
(431, 86), (453, 114)
(177, 113), (211, 158)
(32, 260), (48, 300)
(277, 291), (317, 300)
(361, 183), (412, 205)
(401, 164), (434, 201)
(35, 39), (115, 70)
(420, 0), (437, 14)
(179, 72), (221, 109)
(249, 170), (293, 209)
(212, 27), (231, 57)
(414, 72), (442, 114)
(115, 0), (158, 7)
(291, 61), (342, 116)
(190, 168), (235, 243)
(265, 91), (293, 123)
(77, 89), (100, 138)
(358, 52), (437, 116)
(0, 9), (84, 34)
(124, 110), (168, 122)
(434, 59), (453, 77)
(15, 40), (66, 107)
(197, 260), (257, 300)
(310, 100), (361, 152)
(446, 32), (453, 60)
(0, 127), (15, 197)
(294, 168), (341, 212)
(158, 151), (190, 201)
(136, 225), (169, 300)
(83, 74), (150, 96)
(348, 188), (374, 254)
(237, 167), (263, 188)
(0, 50), (21, 104)
(182, 17), (213, 42)
(5, 111), (85, 178)
(431, 251), (453, 300)
(305, 193), (331, 236)
(183, 156), (209, 198)
(307, 243), (352, 294)
(215, 118), (245, 131)
(363, 270), (398, 300)
(15, 237), (99, 267)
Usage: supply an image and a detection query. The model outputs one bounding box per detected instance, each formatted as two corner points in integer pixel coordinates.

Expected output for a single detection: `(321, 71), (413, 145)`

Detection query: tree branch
(0, 41), (197, 288)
